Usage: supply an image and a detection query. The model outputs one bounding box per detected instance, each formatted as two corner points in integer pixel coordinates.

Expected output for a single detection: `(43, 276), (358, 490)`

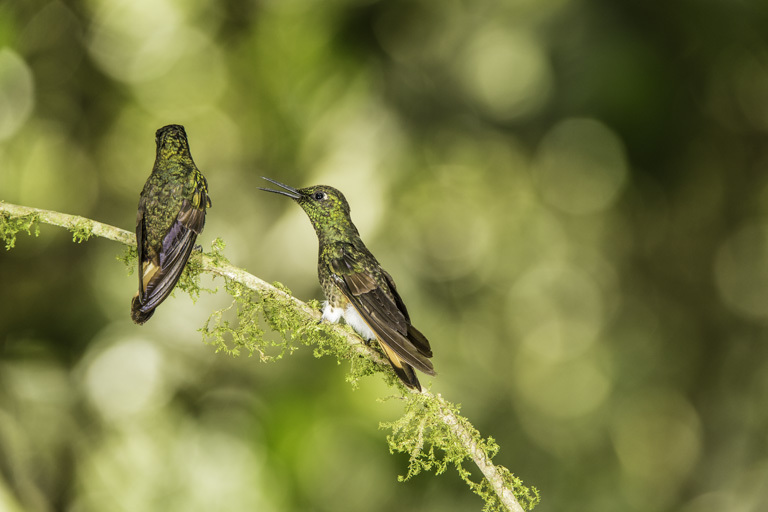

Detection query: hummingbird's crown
(155, 124), (190, 158)
(297, 185), (350, 214)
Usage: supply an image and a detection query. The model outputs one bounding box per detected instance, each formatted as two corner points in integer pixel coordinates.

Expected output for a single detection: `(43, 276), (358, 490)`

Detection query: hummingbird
(259, 177), (435, 390)
(131, 124), (212, 324)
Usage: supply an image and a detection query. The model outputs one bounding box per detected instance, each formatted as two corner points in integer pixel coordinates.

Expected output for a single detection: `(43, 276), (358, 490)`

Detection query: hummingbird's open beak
(258, 177), (302, 199)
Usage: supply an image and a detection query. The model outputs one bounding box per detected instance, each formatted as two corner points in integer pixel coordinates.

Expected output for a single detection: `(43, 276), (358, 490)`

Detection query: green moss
(208, 237), (228, 266)
(200, 279), (265, 358)
(0, 212), (40, 249)
(196, 259), (388, 388)
(117, 245), (138, 275)
(69, 219), (94, 243)
(382, 394), (540, 511)
(175, 250), (216, 303)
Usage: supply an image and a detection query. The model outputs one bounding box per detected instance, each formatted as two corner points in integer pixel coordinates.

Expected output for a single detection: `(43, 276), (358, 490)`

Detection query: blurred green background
(2, 0), (768, 510)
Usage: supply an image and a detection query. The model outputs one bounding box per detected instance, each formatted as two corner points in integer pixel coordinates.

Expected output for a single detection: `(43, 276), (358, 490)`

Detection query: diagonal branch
(0, 200), (532, 512)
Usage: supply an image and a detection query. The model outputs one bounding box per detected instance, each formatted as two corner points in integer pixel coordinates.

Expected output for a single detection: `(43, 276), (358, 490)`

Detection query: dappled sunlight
(458, 27), (552, 120)
(1, 121), (99, 213)
(81, 337), (169, 422)
(86, 0), (188, 84)
(533, 118), (629, 215)
(507, 261), (607, 361)
(74, 417), (270, 511)
(0, 49), (33, 142)
(611, 390), (702, 510)
(714, 221), (768, 321)
(513, 351), (612, 420)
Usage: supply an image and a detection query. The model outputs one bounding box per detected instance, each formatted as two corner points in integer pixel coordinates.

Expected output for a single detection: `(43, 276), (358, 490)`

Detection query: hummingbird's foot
(193, 244), (203, 252)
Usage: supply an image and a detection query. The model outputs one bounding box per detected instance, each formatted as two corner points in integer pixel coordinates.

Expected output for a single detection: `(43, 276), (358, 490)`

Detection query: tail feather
(391, 362), (421, 391)
(380, 341), (422, 391)
(131, 295), (154, 325)
(407, 324), (432, 358)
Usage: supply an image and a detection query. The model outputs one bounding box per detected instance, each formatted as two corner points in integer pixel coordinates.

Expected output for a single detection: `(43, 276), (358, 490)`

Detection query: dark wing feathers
(142, 232), (196, 311)
(159, 203), (204, 268)
(335, 251), (406, 331)
(332, 243), (435, 379)
(344, 270), (377, 296)
(382, 270), (432, 356)
(177, 201), (207, 234)
(135, 197), (147, 302)
(135, 198), (204, 317)
(405, 324), (432, 358)
(352, 287), (435, 375)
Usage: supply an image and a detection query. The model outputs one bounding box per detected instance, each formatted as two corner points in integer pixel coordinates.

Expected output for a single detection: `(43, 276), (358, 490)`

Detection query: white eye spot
(314, 191), (326, 200)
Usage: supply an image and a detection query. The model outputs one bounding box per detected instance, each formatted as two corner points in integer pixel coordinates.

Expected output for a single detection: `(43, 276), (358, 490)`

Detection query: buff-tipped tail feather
(130, 295), (154, 324)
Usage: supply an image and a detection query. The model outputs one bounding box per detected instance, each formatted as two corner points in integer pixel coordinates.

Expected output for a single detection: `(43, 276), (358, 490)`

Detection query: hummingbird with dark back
(259, 177), (435, 390)
(131, 124), (212, 324)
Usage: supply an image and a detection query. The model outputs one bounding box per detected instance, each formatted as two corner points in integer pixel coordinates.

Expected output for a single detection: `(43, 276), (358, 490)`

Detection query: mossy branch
(0, 201), (539, 512)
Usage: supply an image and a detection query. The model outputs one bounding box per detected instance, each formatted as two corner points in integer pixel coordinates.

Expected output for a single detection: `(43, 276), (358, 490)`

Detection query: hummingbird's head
(259, 177), (354, 234)
(155, 124), (191, 160)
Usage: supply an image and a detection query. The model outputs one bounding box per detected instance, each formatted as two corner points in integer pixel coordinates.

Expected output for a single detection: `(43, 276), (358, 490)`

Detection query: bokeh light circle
(533, 118), (629, 215)
(714, 221), (768, 320)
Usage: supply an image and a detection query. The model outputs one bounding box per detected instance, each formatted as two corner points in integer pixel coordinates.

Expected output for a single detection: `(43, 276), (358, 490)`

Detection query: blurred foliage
(2, 0), (768, 511)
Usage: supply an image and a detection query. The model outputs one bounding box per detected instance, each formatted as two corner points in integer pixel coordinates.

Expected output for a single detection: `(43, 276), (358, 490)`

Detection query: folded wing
(132, 190), (208, 323)
(330, 244), (434, 387)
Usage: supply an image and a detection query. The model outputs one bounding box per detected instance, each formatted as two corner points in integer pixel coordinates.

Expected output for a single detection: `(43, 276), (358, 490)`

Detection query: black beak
(259, 177), (302, 199)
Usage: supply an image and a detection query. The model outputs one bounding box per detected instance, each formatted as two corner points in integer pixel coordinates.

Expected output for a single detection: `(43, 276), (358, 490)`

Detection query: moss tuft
(175, 250), (216, 303)
(117, 245), (138, 275)
(200, 279), (266, 358)
(208, 237), (228, 266)
(1, 212), (41, 249)
(69, 219), (94, 243)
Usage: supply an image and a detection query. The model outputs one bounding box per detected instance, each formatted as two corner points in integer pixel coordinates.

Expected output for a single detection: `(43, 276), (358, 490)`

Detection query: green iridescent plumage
(131, 124), (211, 324)
(259, 178), (435, 390)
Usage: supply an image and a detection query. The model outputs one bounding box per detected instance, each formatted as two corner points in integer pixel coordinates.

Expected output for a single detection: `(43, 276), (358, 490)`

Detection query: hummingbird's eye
(314, 192), (326, 201)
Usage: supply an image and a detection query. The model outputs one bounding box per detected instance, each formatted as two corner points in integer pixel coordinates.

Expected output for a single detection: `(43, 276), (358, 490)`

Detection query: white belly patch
(321, 301), (377, 341)
(321, 302), (345, 323)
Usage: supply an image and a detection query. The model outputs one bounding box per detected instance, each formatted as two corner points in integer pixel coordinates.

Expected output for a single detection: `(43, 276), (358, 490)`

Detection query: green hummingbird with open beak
(260, 177), (435, 390)
(131, 124), (211, 324)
